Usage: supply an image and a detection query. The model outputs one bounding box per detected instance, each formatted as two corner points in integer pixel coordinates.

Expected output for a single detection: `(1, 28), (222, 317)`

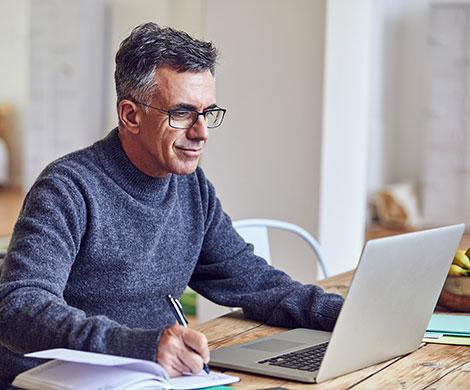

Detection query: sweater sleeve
(189, 179), (344, 331)
(0, 175), (160, 361)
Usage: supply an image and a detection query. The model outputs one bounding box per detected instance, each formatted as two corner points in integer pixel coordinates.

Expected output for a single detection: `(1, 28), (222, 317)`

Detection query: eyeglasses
(134, 101), (227, 129)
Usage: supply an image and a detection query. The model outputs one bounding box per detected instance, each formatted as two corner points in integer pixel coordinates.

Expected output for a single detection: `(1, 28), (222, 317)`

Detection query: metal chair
(233, 218), (330, 278)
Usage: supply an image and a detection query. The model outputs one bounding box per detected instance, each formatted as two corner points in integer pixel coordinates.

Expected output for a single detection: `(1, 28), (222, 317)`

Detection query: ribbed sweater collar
(94, 128), (173, 203)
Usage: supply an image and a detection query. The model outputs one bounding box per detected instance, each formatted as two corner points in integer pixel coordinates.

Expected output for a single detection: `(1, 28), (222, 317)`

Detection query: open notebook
(13, 349), (239, 390)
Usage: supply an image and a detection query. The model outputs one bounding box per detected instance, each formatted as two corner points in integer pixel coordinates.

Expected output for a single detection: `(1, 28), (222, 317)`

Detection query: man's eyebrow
(172, 103), (197, 110)
(171, 103), (218, 111)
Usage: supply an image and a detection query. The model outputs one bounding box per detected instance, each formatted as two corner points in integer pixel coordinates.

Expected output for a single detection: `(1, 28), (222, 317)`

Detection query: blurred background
(0, 0), (469, 320)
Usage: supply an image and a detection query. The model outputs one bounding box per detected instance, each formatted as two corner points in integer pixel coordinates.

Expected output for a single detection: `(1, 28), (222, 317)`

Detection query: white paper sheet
(26, 348), (168, 378)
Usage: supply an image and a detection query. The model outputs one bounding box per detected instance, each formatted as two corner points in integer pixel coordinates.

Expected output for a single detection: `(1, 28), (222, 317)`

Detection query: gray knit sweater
(0, 129), (343, 384)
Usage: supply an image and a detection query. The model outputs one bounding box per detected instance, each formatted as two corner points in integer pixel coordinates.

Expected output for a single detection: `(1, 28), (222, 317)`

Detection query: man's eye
(172, 111), (192, 120)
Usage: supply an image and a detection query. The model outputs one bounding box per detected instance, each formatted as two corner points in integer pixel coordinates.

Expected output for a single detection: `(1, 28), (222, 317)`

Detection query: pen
(166, 294), (210, 375)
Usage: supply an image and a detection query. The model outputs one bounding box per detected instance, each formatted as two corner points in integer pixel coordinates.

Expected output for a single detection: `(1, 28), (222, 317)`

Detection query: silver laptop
(210, 224), (465, 383)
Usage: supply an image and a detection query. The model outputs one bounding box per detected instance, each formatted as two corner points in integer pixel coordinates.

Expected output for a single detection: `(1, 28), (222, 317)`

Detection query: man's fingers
(182, 327), (210, 362)
(179, 348), (206, 374)
(174, 355), (194, 375)
(163, 344), (205, 375)
(157, 347), (181, 376)
(165, 364), (180, 378)
(157, 324), (209, 377)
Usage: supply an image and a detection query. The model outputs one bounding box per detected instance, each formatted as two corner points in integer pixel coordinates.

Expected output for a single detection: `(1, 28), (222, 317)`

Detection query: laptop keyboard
(257, 342), (329, 372)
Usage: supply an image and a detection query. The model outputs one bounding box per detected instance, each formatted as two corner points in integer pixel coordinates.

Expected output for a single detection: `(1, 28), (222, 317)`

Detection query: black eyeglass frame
(133, 100), (227, 129)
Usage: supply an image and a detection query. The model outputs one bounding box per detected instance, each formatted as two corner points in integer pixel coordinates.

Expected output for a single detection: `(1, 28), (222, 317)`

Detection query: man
(0, 23), (343, 386)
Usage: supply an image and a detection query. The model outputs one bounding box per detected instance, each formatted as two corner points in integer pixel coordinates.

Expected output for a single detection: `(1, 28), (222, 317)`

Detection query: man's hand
(157, 323), (210, 377)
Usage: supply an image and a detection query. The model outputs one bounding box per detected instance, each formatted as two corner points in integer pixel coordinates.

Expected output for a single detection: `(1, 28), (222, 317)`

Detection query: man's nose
(187, 115), (209, 141)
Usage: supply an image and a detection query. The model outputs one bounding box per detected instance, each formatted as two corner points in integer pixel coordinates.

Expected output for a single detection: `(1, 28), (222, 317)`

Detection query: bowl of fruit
(438, 249), (470, 312)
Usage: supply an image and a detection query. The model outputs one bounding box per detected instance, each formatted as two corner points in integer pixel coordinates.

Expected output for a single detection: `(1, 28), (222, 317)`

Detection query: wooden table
(196, 271), (470, 389)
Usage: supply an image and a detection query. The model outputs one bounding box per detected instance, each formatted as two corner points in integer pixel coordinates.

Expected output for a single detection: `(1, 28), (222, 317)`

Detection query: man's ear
(118, 100), (141, 134)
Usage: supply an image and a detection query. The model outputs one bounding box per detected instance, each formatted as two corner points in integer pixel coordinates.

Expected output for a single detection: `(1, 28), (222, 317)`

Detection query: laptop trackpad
(241, 339), (305, 353)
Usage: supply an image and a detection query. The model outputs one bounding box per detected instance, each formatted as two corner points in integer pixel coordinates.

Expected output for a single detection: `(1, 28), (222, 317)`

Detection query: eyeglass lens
(169, 109), (224, 129)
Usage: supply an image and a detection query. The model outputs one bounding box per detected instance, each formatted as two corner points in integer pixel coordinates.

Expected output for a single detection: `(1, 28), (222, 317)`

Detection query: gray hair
(115, 22), (218, 107)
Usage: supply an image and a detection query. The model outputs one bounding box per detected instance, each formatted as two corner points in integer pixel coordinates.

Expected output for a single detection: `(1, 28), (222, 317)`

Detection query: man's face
(136, 66), (216, 177)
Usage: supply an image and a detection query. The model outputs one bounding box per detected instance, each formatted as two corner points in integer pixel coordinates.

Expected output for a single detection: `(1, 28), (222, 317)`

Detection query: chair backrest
(233, 218), (330, 279)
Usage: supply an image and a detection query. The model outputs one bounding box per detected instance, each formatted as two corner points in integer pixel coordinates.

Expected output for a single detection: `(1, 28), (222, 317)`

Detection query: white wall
(24, 0), (106, 190)
(319, 0), (372, 274)
(368, 0), (428, 194)
(202, 0), (327, 284)
(368, 0), (470, 197)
